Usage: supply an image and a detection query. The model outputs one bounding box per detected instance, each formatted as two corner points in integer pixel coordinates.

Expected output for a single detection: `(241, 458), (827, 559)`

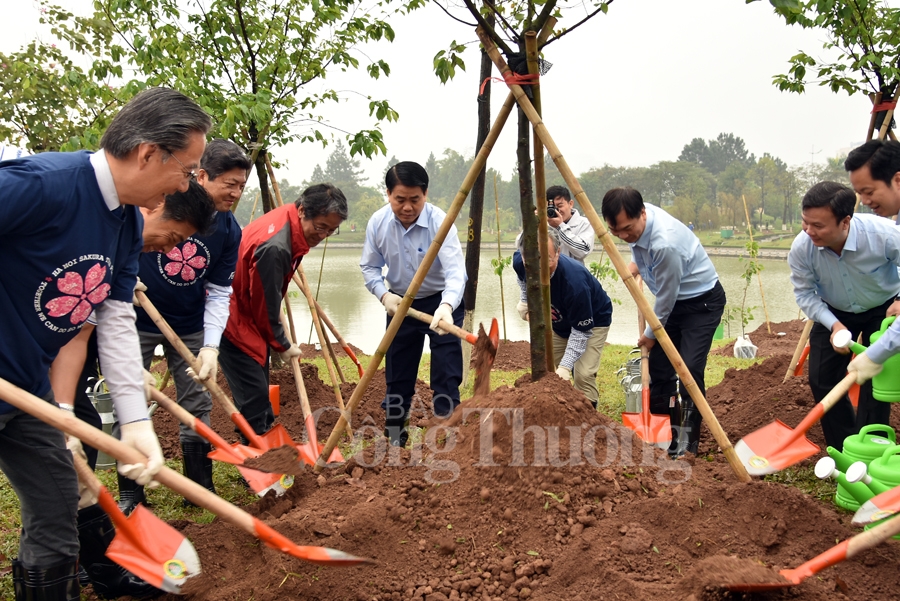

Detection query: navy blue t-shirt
(513, 251), (612, 338)
(0, 151), (142, 404)
(135, 210), (241, 336)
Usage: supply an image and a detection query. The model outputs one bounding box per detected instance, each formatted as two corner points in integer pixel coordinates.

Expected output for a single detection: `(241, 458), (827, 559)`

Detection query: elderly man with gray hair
(513, 228), (613, 407)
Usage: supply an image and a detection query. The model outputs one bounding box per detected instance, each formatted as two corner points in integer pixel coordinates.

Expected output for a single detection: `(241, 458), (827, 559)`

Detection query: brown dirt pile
(131, 323), (900, 601)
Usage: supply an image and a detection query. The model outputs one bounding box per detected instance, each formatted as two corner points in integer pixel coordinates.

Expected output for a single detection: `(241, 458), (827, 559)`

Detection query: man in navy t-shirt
(0, 87), (211, 599)
(130, 139), (249, 510)
(513, 228), (613, 407)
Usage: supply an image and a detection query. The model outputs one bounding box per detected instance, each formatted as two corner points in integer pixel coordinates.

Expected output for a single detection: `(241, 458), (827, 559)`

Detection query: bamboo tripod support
(741, 195), (771, 334)
(476, 26), (750, 482)
(313, 92), (518, 473)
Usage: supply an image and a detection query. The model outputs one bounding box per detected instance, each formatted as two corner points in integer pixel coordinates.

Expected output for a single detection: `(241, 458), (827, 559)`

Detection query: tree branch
(234, 0), (259, 94)
(196, 1), (239, 95)
(463, 0), (513, 55)
(542, 1), (613, 49)
(433, 1), (477, 27)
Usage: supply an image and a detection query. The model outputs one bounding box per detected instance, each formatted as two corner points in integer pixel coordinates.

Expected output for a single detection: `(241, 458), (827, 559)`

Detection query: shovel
(734, 372), (856, 476)
(621, 314), (671, 449)
(279, 310), (344, 466)
(853, 484), (900, 525)
(72, 452), (202, 593)
(726, 513), (900, 591)
(0, 377), (370, 567)
(149, 388), (299, 494)
(135, 290), (301, 480)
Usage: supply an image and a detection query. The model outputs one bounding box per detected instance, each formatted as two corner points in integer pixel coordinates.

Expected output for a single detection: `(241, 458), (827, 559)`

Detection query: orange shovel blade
(208, 443), (294, 496)
(98, 488), (201, 594)
(621, 390), (671, 449)
(734, 420), (820, 476)
(853, 485), (900, 525)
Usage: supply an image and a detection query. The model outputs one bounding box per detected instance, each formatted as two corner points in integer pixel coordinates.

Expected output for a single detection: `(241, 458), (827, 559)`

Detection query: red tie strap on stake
(872, 101), (897, 113)
(480, 72), (539, 95)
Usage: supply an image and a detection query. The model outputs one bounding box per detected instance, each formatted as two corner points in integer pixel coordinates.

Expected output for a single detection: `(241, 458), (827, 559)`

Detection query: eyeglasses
(313, 222), (339, 237)
(161, 146), (197, 181)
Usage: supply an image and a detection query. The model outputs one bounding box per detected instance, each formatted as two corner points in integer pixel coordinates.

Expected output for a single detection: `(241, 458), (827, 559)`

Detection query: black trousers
(809, 299), (894, 451)
(219, 336), (274, 436)
(383, 294), (464, 422)
(72, 329), (102, 469)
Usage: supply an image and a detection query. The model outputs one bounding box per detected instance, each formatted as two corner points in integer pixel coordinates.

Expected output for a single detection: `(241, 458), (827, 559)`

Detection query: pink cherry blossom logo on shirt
(44, 264), (111, 325)
(164, 241), (207, 282)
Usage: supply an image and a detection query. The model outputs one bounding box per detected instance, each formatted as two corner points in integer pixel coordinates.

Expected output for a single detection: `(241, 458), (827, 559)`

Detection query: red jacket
(223, 204), (309, 366)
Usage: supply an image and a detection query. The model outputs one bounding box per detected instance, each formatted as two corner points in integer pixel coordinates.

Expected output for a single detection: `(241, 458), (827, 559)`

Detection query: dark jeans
(72, 329), (102, 469)
(218, 336), (273, 436)
(0, 392), (79, 566)
(809, 299), (894, 451)
(383, 294), (464, 423)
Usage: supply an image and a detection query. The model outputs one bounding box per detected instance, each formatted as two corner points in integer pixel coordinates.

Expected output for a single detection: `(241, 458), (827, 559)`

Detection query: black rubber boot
(674, 398), (702, 457)
(76, 504), (163, 599)
(116, 472), (146, 516)
(384, 414), (409, 448)
(181, 440), (216, 507)
(12, 558), (80, 601)
(650, 393), (681, 457)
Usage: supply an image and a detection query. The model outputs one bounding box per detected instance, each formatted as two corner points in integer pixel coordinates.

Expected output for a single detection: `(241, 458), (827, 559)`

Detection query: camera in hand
(547, 200), (558, 219)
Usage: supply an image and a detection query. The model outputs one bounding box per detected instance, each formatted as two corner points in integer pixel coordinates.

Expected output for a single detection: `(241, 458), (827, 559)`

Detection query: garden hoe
(135, 290), (299, 488)
(727, 513), (900, 591)
(72, 452), (202, 594)
(0, 376), (371, 567)
(734, 372), (856, 476)
(621, 314), (671, 449)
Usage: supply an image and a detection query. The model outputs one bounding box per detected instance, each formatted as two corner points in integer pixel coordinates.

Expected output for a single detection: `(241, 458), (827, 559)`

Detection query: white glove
(381, 292), (403, 316)
(118, 420), (164, 487)
(195, 346), (219, 382)
(143, 369), (156, 401)
(430, 303), (454, 335)
(555, 366), (572, 382)
(848, 352), (883, 384)
(279, 343), (302, 362)
(516, 300), (529, 321)
(132, 278), (147, 306)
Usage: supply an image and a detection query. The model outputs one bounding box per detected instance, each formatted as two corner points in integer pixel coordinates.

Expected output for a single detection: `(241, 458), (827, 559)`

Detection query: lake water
(288, 245), (798, 355)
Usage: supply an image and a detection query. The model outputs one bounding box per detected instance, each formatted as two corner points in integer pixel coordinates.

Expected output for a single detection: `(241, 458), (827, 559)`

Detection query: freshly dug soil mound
(712, 319), (808, 360)
(128, 322), (900, 601)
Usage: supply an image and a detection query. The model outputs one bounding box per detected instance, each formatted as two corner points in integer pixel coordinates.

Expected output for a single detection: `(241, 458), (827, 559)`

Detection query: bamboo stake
(296, 264), (350, 428)
(878, 96), (895, 141)
(476, 27), (749, 482)
(866, 92), (883, 141)
(308, 238), (329, 344)
(314, 92), (517, 473)
(248, 192), (261, 222)
(296, 284), (364, 379)
(784, 319), (813, 383)
(494, 173), (508, 340)
(283, 297), (298, 345)
(742, 195), (771, 334)
(265, 155), (285, 207)
(526, 31), (554, 374)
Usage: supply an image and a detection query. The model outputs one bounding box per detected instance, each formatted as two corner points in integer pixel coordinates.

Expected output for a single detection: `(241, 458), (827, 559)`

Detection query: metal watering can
(89, 377), (117, 468)
(617, 349), (642, 413)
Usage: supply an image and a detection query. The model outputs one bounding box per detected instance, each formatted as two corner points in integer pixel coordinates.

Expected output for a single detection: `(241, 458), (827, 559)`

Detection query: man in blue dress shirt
(790, 182), (900, 449)
(846, 139), (900, 219)
(360, 161), (466, 447)
(602, 187), (726, 457)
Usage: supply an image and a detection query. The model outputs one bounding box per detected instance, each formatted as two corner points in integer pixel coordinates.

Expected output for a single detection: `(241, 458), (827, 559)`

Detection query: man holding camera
(546, 185), (595, 265)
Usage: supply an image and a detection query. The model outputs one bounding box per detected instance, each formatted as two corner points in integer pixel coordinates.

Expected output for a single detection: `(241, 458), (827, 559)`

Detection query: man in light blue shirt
(602, 187), (725, 457)
(360, 161), (466, 447)
(789, 181), (900, 450)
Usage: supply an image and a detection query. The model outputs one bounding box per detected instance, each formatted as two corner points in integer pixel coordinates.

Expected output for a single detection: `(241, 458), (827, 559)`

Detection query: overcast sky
(2, 0), (876, 188)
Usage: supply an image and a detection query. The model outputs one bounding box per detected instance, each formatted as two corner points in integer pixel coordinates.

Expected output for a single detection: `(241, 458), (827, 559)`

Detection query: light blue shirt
(360, 202), (466, 309)
(788, 213), (900, 332)
(630, 204), (719, 339)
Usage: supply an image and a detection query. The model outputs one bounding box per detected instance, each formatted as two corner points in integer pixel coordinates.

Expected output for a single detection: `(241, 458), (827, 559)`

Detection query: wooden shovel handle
(135, 290), (261, 447)
(293, 277), (364, 378)
(0, 376), (258, 535)
(406, 307), (478, 345)
(784, 320), (814, 383)
(71, 449), (103, 497)
(793, 373), (858, 437)
(148, 388), (243, 461)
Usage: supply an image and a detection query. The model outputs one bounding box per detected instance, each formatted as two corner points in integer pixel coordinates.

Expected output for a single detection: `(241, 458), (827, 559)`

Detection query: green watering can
(834, 316), (900, 402)
(845, 445), (900, 539)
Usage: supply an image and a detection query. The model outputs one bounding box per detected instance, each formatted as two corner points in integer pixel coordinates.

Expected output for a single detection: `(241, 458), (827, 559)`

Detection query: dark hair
(386, 161), (429, 193)
(517, 228), (560, 255)
(601, 187), (645, 225)
(201, 139), (251, 179)
(162, 180), (217, 236)
(546, 185), (571, 203)
(294, 183), (349, 221)
(844, 140), (900, 186)
(801, 181), (856, 223)
(101, 88), (212, 159)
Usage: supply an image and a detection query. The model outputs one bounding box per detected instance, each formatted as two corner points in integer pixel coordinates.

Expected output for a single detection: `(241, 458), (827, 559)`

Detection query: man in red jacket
(219, 184), (347, 436)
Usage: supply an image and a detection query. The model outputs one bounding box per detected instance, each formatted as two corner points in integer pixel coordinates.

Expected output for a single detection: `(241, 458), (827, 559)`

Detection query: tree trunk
(517, 106), (547, 379)
(255, 148), (274, 213)
(460, 36), (493, 385)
